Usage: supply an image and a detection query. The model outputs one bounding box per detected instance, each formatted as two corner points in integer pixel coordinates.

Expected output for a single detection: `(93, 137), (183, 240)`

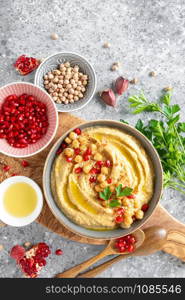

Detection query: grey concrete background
(0, 0), (185, 277)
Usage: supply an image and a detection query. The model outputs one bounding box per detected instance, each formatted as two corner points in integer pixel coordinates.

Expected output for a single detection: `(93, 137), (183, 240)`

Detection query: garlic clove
(100, 89), (116, 107)
(115, 77), (129, 95)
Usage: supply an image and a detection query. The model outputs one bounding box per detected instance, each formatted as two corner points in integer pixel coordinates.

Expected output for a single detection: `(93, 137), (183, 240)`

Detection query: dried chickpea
(134, 199), (140, 208)
(66, 84), (72, 89)
(70, 79), (75, 85)
(94, 153), (103, 161)
(59, 63), (65, 69)
(74, 155), (82, 163)
(44, 80), (49, 85)
(68, 94), (73, 100)
(64, 62), (70, 67)
(70, 99), (74, 103)
(135, 210), (144, 220)
(61, 96), (66, 102)
(65, 137), (72, 144)
(69, 88), (75, 94)
(78, 93), (83, 98)
(53, 96), (58, 101)
(64, 92), (68, 97)
(74, 90), (79, 96)
(64, 148), (74, 157)
(64, 79), (69, 85)
(64, 100), (69, 104)
(44, 75), (48, 80)
(73, 66), (79, 72)
(76, 86), (81, 91)
(74, 96), (79, 101)
(81, 87), (86, 92)
(73, 83), (78, 89)
(48, 74), (54, 79)
(72, 139), (80, 148)
(83, 80), (88, 86)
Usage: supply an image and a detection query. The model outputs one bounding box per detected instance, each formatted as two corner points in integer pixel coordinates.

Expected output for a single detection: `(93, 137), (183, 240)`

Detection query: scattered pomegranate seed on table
(21, 160), (29, 167)
(14, 55), (40, 75)
(3, 165), (10, 172)
(0, 93), (49, 148)
(55, 249), (63, 256)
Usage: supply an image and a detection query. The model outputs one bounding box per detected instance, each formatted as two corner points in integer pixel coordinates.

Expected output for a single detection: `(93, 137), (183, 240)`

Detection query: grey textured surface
(0, 0), (185, 278)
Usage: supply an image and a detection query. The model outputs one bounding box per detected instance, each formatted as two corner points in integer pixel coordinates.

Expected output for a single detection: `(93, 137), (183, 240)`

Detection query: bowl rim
(0, 81), (59, 158)
(43, 119), (163, 240)
(34, 51), (97, 113)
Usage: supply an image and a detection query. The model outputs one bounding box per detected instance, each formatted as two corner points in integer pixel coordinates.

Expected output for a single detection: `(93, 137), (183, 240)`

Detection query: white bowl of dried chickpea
(34, 52), (97, 112)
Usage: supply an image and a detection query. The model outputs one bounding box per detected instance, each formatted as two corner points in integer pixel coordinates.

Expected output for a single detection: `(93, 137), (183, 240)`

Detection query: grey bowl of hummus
(43, 120), (163, 240)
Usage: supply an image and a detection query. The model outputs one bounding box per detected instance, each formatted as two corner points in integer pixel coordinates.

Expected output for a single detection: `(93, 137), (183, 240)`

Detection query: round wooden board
(1, 113), (185, 259)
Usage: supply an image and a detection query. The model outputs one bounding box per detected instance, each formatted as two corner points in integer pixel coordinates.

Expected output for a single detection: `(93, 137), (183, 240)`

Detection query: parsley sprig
(99, 184), (133, 208)
(121, 92), (185, 195)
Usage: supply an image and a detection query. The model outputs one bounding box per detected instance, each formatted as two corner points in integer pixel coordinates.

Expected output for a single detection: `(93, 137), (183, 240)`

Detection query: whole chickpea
(64, 148), (74, 157)
(100, 182), (108, 189)
(64, 79), (69, 85)
(70, 99), (74, 103)
(78, 93), (83, 98)
(81, 87), (86, 92)
(62, 71), (66, 76)
(61, 66), (67, 72)
(72, 83), (78, 89)
(64, 62), (70, 67)
(68, 94), (73, 100)
(74, 155), (82, 163)
(94, 153), (103, 161)
(70, 79), (75, 85)
(48, 74), (54, 80)
(78, 81), (82, 86)
(83, 164), (91, 174)
(79, 136), (87, 144)
(77, 86), (81, 91)
(59, 63), (64, 69)
(49, 88), (54, 93)
(73, 73), (79, 81)
(73, 66), (79, 73)
(97, 174), (106, 183)
(66, 84), (72, 89)
(64, 92), (68, 97)
(74, 90), (79, 96)
(89, 144), (97, 153)
(69, 132), (78, 140)
(83, 80), (88, 86)
(59, 80), (64, 84)
(61, 96), (66, 102)
(135, 210), (144, 220)
(72, 139), (80, 148)
(74, 96), (79, 101)
(53, 96), (58, 102)
(56, 99), (62, 104)
(58, 84), (63, 89)
(95, 185), (102, 192)
(80, 145), (87, 152)
(101, 167), (109, 175)
(64, 100), (69, 104)
(65, 75), (71, 80)
(44, 80), (49, 85)
(69, 88), (75, 94)
(44, 75), (48, 80)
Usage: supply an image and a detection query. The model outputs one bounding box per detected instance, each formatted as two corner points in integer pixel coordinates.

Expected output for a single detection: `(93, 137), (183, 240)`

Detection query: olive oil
(3, 182), (37, 218)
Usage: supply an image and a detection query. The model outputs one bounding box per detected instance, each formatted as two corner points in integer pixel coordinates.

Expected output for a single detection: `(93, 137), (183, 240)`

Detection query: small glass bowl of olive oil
(0, 176), (43, 226)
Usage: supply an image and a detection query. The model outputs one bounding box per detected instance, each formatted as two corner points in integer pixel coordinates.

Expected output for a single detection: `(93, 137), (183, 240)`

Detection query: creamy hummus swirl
(51, 127), (154, 230)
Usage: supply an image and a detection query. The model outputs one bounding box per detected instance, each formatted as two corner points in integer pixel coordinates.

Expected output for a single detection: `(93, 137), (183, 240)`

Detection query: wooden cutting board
(1, 112), (185, 261)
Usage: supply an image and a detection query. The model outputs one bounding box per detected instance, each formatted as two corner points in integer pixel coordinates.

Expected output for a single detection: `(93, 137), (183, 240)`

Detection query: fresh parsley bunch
(121, 92), (185, 195)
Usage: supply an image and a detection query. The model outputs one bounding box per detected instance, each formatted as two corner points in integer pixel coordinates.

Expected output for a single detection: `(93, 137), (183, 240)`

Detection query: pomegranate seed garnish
(85, 148), (92, 155)
(107, 178), (112, 184)
(116, 207), (125, 215)
(11, 173), (18, 177)
(90, 167), (101, 174)
(95, 161), (104, 168)
(104, 160), (111, 167)
(74, 148), (80, 155)
(22, 160), (29, 167)
(141, 204), (149, 212)
(74, 167), (83, 174)
(55, 249), (63, 256)
(83, 154), (90, 161)
(3, 165), (10, 172)
(127, 194), (135, 199)
(74, 128), (81, 135)
(66, 156), (73, 162)
(14, 55), (40, 75)
(115, 216), (124, 224)
(129, 237), (136, 244)
(89, 176), (96, 183)
(127, 244), (134, 253)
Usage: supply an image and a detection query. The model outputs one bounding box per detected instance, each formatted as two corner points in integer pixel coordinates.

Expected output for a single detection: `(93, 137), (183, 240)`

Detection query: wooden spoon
(56, 229), (145, 278)
(77, 226), (167, 278)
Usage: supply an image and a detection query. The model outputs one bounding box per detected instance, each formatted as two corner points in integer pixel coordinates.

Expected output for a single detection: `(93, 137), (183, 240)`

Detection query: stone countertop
(0, 0), (185, 278)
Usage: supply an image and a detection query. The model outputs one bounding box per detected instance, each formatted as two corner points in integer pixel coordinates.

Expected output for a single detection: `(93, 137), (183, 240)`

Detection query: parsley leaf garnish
(109, 199), (120, 207)
(115, 184), (133, 197)
(99, 186), (112, 201)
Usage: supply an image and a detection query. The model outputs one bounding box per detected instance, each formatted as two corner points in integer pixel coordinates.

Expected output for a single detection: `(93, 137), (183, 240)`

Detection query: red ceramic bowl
(0, 82), (58, 157)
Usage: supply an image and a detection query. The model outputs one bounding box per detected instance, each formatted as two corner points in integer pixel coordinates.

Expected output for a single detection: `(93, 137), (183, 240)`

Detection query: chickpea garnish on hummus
(51, 127), (154, 230)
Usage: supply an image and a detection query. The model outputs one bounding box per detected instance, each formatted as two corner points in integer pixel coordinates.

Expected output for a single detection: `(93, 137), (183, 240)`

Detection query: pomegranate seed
(119, 247), (126, 253)
(116, 207), (125, 215)
(74, 128), (81, 135)
(95, 161), (104, 168)
(11, 173), (18, 177)
(118, 241), (126, 248)
(142, 204), (149, 212)
(74, 167), (83, 174)
(3, 165), (10, 172)
(129, 237), (136, 244)
(127, 244), (134, 253)
(74, 148), (80, 155)
(89, 176), (96, 183)
(115, 216), (124, 224)
(22, 160), (29, 167)
(104, 160), (111, 167)
(107, 178), (112, 184)
(55, 249), (63, 256)
(85, 148), (92, 155)
(90, 167), (101, 174)
(83, 154), (90, 161)
(66, 157), (73, 162)
(56, 148), (63, 155)
(127, 194), (135, 199)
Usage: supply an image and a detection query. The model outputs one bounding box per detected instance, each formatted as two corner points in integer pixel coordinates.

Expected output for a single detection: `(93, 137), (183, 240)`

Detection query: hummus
(51, 126), (154, 230)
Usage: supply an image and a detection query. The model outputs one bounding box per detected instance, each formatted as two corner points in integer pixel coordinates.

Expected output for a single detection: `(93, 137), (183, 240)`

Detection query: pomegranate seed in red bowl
(0, 82), (58, 157)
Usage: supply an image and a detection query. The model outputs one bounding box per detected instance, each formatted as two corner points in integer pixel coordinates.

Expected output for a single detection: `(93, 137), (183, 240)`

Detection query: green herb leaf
(115, 184), (133, 197)
(160, 93), (171, 105)
(109, 199), (120, 208)
(99, 187), (112, 201)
